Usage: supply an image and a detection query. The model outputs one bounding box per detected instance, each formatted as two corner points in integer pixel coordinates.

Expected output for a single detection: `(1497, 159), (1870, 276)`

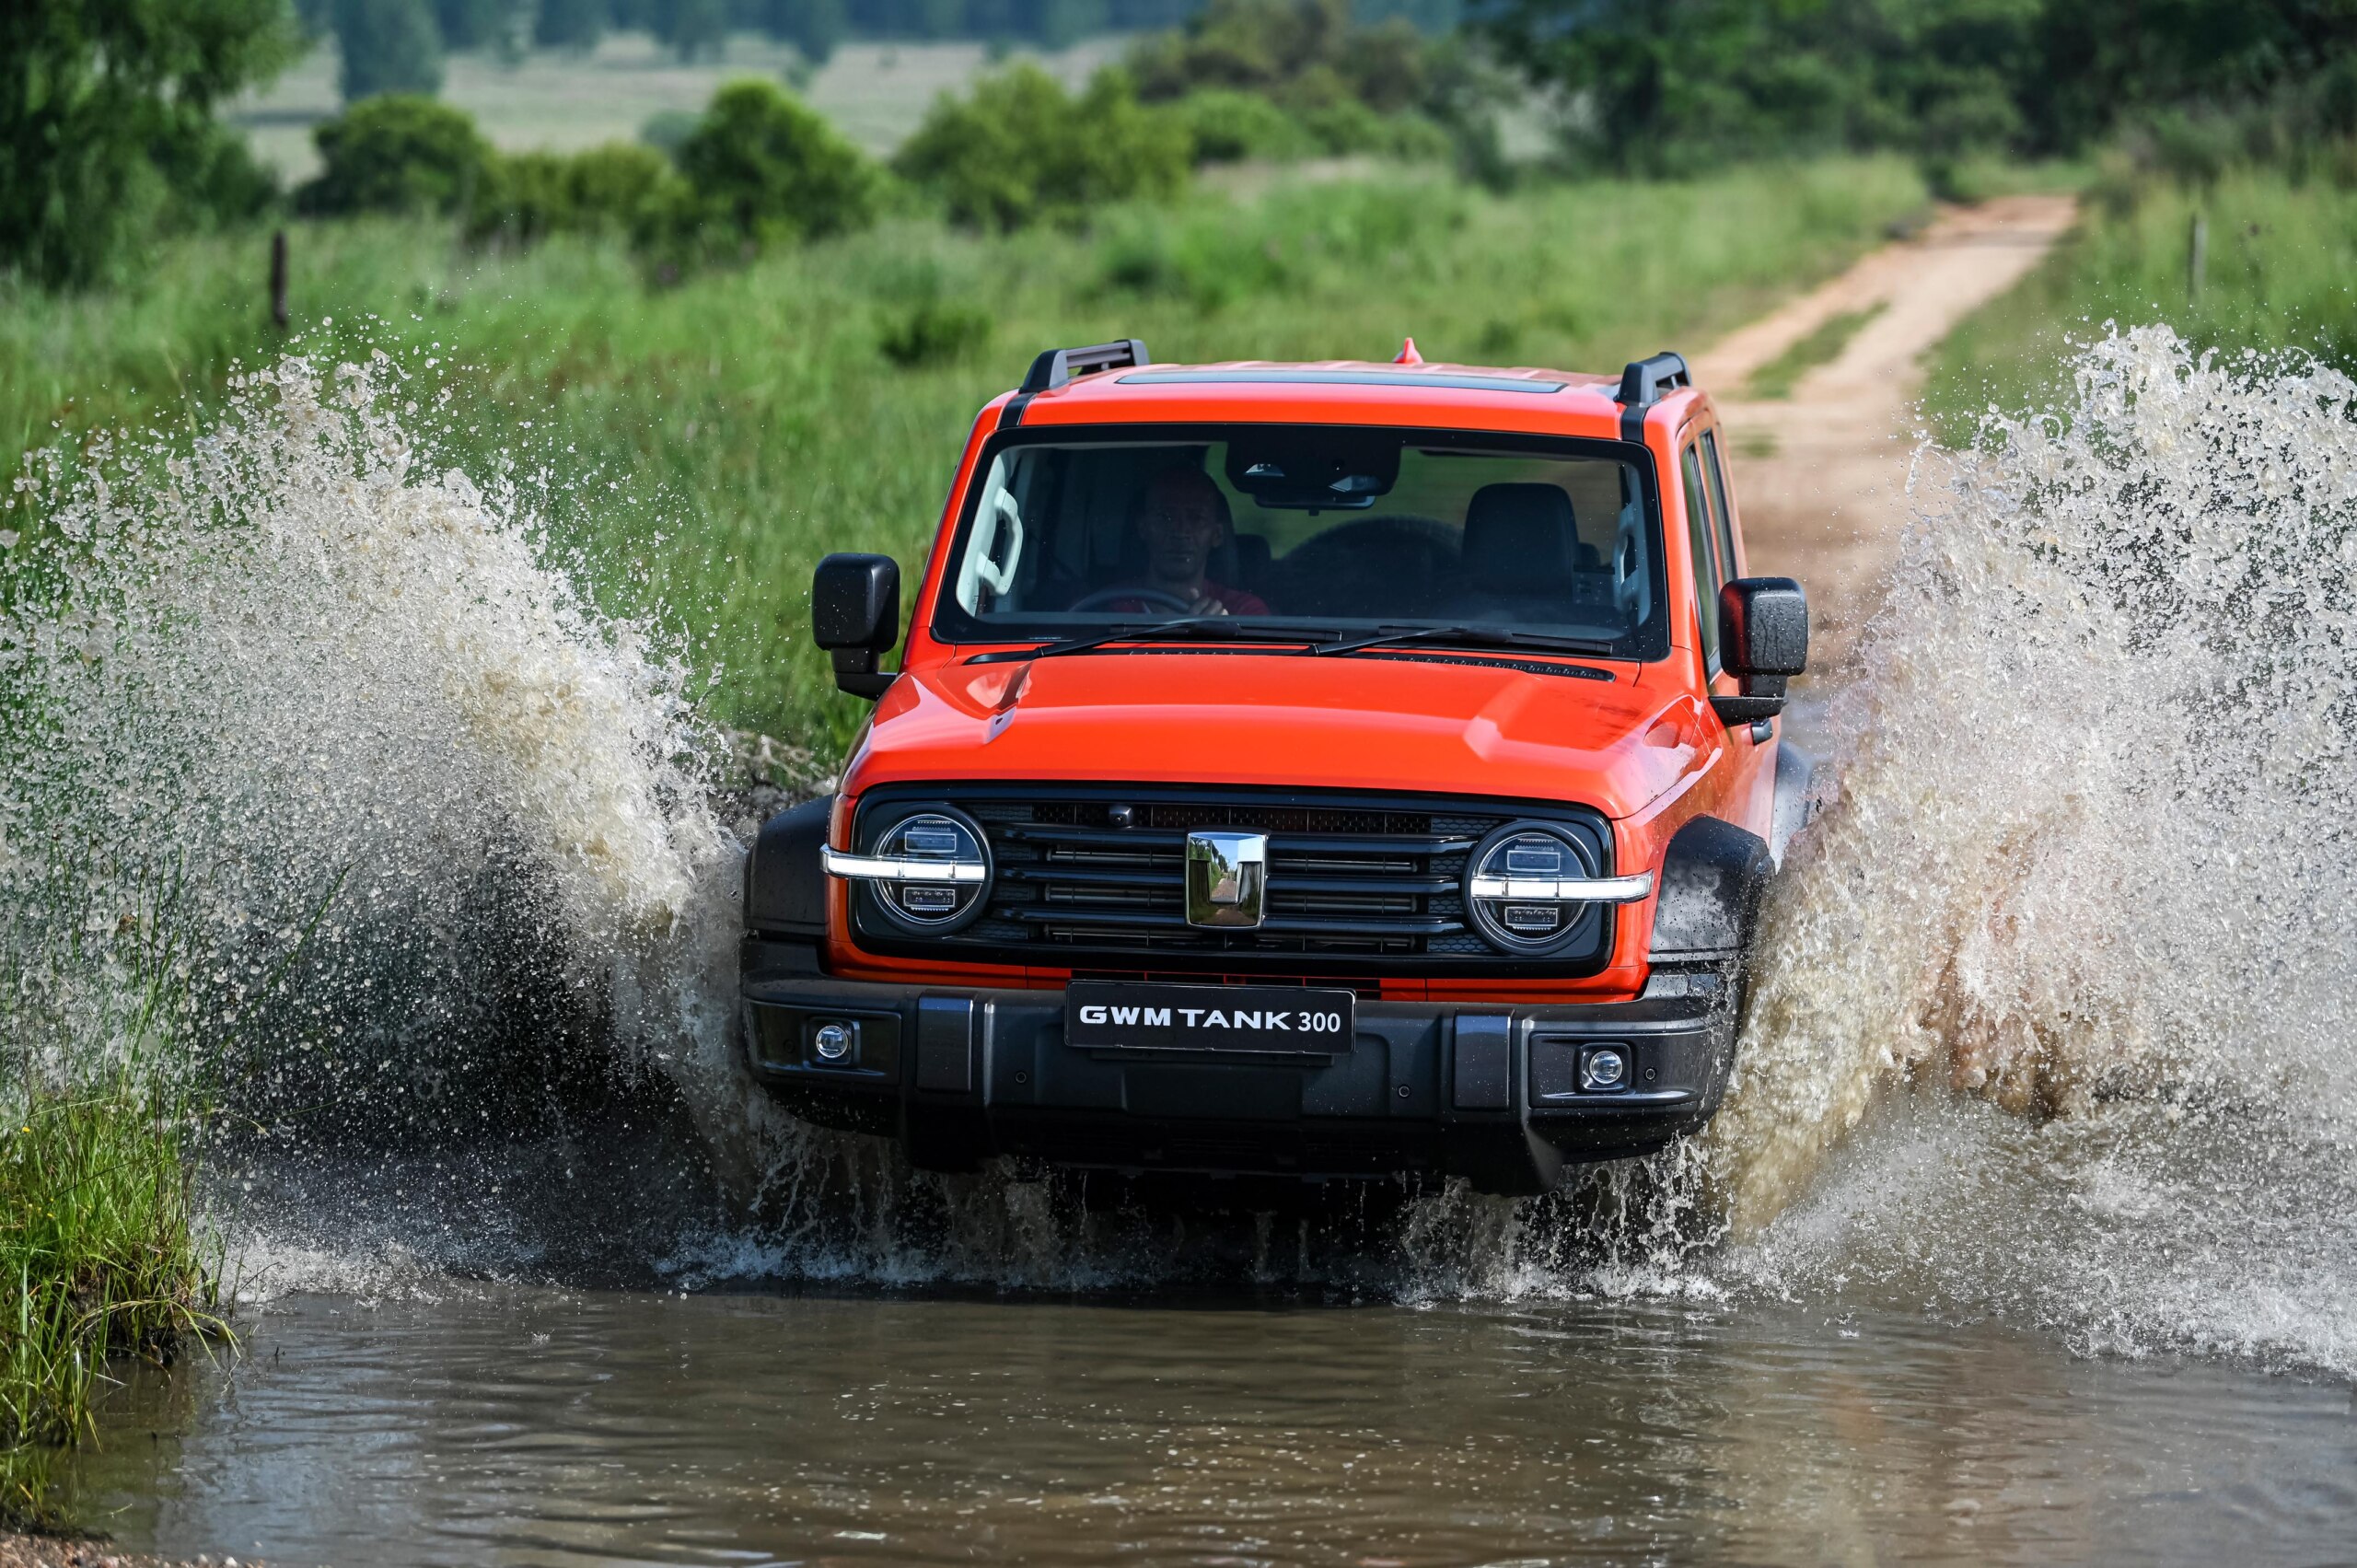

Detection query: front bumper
(740, 942), (1741, 1197)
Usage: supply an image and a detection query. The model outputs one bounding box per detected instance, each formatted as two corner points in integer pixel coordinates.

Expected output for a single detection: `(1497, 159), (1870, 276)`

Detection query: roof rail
(1615, 351), (1692, 408)
(1019, 338), (1151, 394)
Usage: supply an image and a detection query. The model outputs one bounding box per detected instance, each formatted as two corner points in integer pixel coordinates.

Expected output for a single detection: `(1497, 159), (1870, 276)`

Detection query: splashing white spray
(1699, 326), (2357, 1374)
(0, 353), (772, 1166)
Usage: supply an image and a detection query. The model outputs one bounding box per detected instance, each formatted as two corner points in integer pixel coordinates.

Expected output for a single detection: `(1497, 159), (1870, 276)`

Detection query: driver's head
(1132, 468), (1231, 589)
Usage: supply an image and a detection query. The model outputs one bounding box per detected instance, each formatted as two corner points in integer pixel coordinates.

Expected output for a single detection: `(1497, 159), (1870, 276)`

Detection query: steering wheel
(1067, 586), (1196, 614)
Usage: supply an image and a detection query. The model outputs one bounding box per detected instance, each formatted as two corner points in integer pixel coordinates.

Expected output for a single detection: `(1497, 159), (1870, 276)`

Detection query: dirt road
(1693, 195), (2079, 662)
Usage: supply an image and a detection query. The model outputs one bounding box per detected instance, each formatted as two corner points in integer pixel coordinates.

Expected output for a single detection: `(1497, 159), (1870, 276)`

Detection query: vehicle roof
(993, 357), (1701, 439)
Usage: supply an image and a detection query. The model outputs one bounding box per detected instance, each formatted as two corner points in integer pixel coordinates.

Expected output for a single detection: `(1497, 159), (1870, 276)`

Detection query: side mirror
(1713, 576), (1807, 726)
(813, 552), (900, 700)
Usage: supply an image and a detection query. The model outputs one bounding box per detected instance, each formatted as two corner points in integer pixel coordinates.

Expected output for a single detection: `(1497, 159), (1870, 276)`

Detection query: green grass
(2, 156), (1926, 754)
(0, 1074), (221, 1527)
(1922, 164), (2357, 446)
(1743, 302), (1886, 399)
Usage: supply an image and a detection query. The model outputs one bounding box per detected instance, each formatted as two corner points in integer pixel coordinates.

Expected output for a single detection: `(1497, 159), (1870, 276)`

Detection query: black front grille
(850, 784), (1616, 978)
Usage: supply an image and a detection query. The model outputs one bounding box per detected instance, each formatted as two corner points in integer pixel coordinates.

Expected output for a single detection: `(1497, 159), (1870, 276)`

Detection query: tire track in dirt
(1695, 194), (2079, 666)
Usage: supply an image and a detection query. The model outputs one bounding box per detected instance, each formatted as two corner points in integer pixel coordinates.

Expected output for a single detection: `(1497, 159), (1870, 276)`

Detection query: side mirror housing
(812, 552), (900, 700)
(1713, 576), (1807, 725)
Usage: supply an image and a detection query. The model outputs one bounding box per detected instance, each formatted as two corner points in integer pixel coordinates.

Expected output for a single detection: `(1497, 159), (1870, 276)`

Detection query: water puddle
(56, 1287), (2357, 1566)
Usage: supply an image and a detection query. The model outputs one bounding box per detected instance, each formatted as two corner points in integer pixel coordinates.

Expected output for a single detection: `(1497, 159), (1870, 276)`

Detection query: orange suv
(742, 340), (1809, 1195)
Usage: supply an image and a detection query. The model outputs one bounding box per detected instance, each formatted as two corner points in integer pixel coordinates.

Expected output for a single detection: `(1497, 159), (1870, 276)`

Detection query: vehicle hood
(844, 650), (1713, 819)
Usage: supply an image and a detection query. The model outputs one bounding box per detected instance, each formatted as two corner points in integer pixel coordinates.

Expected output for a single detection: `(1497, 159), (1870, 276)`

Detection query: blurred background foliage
(6, 0), (2357, 696)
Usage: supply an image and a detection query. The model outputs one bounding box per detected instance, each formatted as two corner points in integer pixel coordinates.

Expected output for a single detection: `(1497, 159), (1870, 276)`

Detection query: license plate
(1064, 981), (1356, 1055)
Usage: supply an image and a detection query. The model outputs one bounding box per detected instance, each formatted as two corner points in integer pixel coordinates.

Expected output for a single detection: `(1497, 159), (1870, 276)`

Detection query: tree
(655, 0), (730, 58)
(674, 78), (877, 245)
(535, 0), (609, 50)
(433, 0), (524, 50)
(1475, 0), (2357, 168)
(0, 0), (297, 287)
(761, 0), (849, 64)
(332, 0), (446, 99)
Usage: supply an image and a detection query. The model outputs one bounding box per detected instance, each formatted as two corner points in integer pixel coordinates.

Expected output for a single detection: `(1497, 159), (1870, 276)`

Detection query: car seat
(1448, 483), (1605, 621)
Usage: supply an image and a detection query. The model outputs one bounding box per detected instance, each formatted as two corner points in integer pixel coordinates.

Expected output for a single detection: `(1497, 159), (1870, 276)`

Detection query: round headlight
(865, 807), (993, 932)
(1463, 821), (1602, 955)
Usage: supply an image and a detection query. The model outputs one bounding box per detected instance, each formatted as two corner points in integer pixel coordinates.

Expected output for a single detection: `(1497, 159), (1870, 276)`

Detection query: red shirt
(1100, 582), (1270, 617)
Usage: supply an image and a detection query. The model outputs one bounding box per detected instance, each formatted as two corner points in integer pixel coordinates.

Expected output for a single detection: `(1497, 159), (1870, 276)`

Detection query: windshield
(930, 424), (1668, 659)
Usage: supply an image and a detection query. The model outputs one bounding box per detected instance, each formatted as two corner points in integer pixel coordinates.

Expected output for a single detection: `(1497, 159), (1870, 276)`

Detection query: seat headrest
(1463, 483), (1588, 594)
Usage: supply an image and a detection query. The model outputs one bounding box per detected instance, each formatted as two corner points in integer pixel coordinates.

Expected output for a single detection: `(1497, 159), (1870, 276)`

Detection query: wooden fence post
(270, 229), (289, 331)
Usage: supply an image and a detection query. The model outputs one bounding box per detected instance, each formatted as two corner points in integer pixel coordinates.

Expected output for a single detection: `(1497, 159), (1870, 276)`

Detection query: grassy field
(2, 157), (1928, 752)
(1922, 166), (2357, 445)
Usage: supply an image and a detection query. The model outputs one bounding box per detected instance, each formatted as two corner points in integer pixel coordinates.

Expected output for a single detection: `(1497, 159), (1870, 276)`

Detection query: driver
(1099, 467), (1269, 617)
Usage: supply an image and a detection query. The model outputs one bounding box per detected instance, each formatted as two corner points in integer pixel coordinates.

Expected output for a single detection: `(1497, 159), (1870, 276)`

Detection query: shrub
(467, 151), (575, 245)
(1295, 98), (1453, 159)
(894, 66), (1191, 230)
(299, 96), (494, 216)
(154, 121), (284, 231)
(878, 296), (993, 367)
(567, 142), (679, 236)
(639, 109), (700, 157)
(1170, 89), (1315, 164)
(672, 78), (878, 250)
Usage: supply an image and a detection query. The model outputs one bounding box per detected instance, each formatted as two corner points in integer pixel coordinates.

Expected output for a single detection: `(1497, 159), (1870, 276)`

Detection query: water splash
(11, 331), (2357, 1374)
(0, 352), (755, 1152)
(1692, 325), (2357, 1374)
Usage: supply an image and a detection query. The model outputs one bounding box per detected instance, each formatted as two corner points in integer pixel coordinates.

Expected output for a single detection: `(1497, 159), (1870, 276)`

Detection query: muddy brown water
(57, 1284), (2357, 1567)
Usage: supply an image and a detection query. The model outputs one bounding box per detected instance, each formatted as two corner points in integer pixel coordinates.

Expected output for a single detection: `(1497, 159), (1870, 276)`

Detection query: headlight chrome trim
(1462, 821), (1641, 956)
(821, 848), (988, 884)
(831, 806), (993, 933)
(1465, 871), (1653, 903)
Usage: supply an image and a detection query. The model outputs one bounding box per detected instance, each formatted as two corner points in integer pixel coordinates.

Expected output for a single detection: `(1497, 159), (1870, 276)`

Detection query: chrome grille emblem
(1184, 830), (1268, 928)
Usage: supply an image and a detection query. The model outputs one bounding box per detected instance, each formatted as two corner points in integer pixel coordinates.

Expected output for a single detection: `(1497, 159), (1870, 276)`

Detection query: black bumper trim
(741, 969), (1740, 1197)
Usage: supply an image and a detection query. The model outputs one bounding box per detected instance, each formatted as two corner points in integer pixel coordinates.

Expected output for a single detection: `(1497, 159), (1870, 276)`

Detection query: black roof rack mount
(1020, 338), (1150, 394)
(1616, 351), (1691, 408)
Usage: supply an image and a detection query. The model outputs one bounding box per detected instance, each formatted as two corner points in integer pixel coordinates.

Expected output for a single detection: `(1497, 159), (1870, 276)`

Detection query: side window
(1679, 443), (1722, 669)
(1700, 430), (1740, 586)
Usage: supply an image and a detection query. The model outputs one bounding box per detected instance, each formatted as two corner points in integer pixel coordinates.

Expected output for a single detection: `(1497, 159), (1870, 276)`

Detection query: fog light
(1580, 1045), (1629, 1091)
(812, 1021), (854, 1062)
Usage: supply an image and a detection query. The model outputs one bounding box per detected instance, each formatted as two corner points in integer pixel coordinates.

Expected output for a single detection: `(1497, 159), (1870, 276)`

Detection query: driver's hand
(1189, 595), (1230, 616)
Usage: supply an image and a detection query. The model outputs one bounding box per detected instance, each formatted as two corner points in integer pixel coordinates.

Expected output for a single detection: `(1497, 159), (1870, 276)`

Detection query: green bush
(640, 109), (699, 157)
(467, 150), (575, 245)
(299, 96), (494, 216)
(894, 65), (1191, 230)
(567, 142), (680, 237)
(154, 121), (284, 231)
(878, 296), (993, 366)
(470, 141), (688, 248)
(1295, 98), (1453, 159)
(1171, 89), (1316, 164)
(672, 79), (878, 250)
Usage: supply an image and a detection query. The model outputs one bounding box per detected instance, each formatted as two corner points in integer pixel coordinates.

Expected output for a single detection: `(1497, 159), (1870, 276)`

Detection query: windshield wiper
(1309, 624), (1621, 658)
(967, 618), (1331, 666)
